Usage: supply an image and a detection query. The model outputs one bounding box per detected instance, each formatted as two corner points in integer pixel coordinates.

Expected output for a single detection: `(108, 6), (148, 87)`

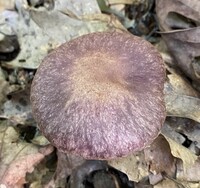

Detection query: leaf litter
(0, 0), (200, 187)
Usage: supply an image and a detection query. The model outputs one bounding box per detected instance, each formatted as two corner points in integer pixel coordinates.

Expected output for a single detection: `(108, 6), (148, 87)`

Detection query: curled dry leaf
(161, 135), (200, 184)
(156, 0), (200, 84)
(0, 124), (54, 188)
(156, 0), (200, 31)
(161, 28), (200, 84)
(163, 135), (198, 171)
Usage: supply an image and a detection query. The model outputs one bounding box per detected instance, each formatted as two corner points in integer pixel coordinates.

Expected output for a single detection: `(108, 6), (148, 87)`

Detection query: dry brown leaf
(161, 135), (200, 183)
(161, 28), (200, 84)
(108, 151), (148, 181)
(0, 124), (54, 188)
(156, 0), (200, 83)
(156, 0), (200, 31)
(144, 135), (176, 177)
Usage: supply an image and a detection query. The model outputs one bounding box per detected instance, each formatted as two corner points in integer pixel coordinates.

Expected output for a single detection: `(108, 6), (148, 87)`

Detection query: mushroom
(30, 31), (166, 160)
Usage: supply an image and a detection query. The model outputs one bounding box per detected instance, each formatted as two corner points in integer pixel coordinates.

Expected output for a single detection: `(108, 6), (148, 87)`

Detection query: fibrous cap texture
(31, 31), (166, 160)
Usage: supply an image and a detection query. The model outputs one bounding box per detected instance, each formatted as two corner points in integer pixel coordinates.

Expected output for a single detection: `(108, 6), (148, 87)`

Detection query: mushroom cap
(31, 31), (166, 160)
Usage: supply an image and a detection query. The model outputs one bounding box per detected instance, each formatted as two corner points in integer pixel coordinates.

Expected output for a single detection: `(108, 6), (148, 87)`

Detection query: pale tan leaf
(108, 151), (148, 181)
(163, 135), (198, 170)
(165, 93), (200, 123)
(168, 73), (199, 97)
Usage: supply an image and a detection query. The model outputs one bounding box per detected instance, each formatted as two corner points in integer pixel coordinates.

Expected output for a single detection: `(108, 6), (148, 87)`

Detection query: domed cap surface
(31, 31), (166, 160)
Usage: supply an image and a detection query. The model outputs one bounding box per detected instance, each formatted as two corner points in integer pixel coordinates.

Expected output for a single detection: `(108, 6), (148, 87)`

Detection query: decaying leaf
(163, 117), (200, 155)
(154, 179), (184, 188)
(163, 135), (198, 171)
(0, 86), (32, 125)
(108, 151), (148, 182)
(144, 135), (176, 177)
(161, 28), (200, 84)
(167, 73), (199, 97)
(156, 0), (200, 84)
(54, 0), (100, 16)
(177, 158), (200, 182)
(0, 0), (125, 69)
(107, 0), (141, 5)
(158, 135), (200, 184)
(156, 0), (200, 31)
(45, 151), (85, 188)
(0, 123), (54, 188)
(165, 92), (200, 123)
(0, 68), (8, 106)
(161, 122), (186, 146)
(165, 82), (200, 123)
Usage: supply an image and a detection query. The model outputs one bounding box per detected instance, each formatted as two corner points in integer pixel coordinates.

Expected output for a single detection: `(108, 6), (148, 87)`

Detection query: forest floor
(0, 0), (200, 187)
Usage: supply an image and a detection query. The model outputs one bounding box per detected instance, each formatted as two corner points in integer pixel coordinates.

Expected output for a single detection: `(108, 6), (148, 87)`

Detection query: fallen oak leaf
(0, 124), (54, 188)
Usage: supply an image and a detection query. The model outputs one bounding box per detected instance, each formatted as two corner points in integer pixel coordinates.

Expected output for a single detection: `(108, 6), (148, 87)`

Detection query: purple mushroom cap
(30, 31), (166, 160)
